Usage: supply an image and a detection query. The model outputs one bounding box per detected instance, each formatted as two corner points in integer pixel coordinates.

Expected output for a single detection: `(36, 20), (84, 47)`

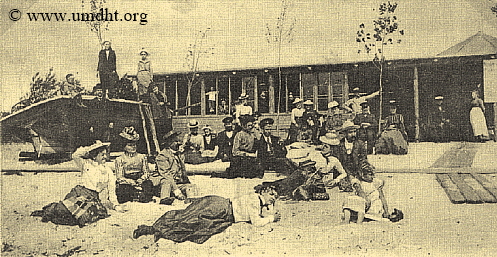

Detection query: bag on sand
(388, 208), (404, 222)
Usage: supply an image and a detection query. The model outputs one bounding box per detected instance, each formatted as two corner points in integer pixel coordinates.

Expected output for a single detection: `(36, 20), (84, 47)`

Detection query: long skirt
(224, 156), (264, 178)
(137, 70), (152, 95)
(31, 185), (109, 227)
(376, 129), (408, 155)
(153, 195), (234, 244)
(470, 107), (489, 137)
(343, 195), (384, 220)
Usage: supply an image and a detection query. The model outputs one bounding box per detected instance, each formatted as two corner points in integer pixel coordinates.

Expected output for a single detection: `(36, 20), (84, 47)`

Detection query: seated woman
(200, 125), (218, 162)
(115, 128), (153, 203)
(342, 163), (389, 224)
(132, 184), (281, 244)
(31, 141), (123, 227)
(376, 101), (408, 155)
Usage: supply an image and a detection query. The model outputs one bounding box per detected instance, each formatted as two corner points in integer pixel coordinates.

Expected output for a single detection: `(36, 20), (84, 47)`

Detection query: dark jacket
(155, 148), (190, 185)
(255, 134), (286, 158)
(97, 49), (117, 72)
(216, 130), (236, 160)
(337, 139), (369, 178)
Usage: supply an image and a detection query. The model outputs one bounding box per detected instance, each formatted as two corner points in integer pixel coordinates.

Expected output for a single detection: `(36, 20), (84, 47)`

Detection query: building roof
(437, 31), (497, 57)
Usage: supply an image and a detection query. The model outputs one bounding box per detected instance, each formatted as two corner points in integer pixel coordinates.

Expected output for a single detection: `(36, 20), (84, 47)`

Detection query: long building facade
(152, 54), (497, 142)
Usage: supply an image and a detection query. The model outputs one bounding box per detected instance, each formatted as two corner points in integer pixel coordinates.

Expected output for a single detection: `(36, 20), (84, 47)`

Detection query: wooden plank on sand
(435, 174), (465, 204)
(448, 173), (483, 204)
(472, 174), (497, 200)
(460, 174), (497, 203)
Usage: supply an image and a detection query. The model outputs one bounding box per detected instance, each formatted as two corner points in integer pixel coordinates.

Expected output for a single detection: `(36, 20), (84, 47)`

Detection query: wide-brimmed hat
(434, 95), (444, 100)
(187, 119), (199, 128)
(286, 148), (311, 162)
(87, 140), (111, 152)
(119, 126), (140, 141)
(340, 120), (360, 131)
(162, 130), (181, 142)
(319, 132), (342, 145)
(238, 93), (249, 100)
(139, 48), (149, 55)
(303, 100), (314, 105)
(388, 100), (398, 106)
(202, 125), (213, 131)
(293, 98), (304, 104)
(327, 101), (339, 109)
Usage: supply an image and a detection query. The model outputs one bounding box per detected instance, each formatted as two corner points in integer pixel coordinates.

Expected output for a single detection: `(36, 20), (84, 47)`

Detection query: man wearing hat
(428, 95), (450, 143)
(255, 118), (288, 173)
(216, 117), (237, 162)
(336, 120), (372, 191)
(153, 130), (196, 205)
(182, 119), (207, 164)
(323, 101), (348, 134)
(344, 88), (379, 117)
(302, 100), (320, 144)
(353, 102), (378, 154)
(215, 115), (264, 179)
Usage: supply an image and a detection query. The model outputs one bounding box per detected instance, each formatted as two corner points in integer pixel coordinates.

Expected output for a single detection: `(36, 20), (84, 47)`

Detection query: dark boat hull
(1, 96), (159, 155)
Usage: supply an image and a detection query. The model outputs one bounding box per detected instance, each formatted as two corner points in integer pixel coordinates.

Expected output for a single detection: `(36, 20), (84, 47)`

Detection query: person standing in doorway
(470, 89), (489, 142)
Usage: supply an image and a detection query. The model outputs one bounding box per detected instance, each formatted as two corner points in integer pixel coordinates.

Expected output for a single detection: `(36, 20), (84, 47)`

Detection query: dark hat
(253, 111), (262, 117)
(162, 130), (181, 142)
(222, 116), (234, 124)
(260, 118), (274, 128)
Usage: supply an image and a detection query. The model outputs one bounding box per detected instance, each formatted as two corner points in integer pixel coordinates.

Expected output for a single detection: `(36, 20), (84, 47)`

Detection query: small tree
(12, 68), (62, 112)
(184, 28), (214, 114)
(81, 0), (109, 44)
(356, 1), (404, 134)
(266, 0), (296, 132)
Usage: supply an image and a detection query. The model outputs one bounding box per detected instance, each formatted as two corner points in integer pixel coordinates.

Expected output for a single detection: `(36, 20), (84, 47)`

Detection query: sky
(2, 0), (497, 112)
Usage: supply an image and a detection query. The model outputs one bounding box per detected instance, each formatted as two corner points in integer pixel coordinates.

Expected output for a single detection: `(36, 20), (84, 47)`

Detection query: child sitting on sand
(342, 163), (390, 224)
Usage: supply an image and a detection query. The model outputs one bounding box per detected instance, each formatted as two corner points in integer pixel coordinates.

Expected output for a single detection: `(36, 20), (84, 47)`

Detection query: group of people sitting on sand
(31, 109), (404, 244)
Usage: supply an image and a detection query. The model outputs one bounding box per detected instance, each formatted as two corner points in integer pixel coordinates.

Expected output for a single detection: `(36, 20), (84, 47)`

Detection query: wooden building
(152, 32), (497, 142)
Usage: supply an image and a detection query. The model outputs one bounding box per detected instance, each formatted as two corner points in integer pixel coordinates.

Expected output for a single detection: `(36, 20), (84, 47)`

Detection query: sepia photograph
(2, 0), (497, 256)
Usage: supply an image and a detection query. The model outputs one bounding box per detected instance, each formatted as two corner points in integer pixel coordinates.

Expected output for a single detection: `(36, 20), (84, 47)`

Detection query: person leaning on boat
(115, 128), (154, 204)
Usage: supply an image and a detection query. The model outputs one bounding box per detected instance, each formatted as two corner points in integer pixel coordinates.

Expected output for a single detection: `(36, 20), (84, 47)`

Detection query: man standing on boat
(97, 41), (117, 99)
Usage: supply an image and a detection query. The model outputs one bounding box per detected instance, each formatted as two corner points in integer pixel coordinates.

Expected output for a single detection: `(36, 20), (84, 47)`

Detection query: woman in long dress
(137, 49), (153, 100)
(132, 184), (281, 244)
(469, 90), (489, 142)
(288, 98), (305, 144)
(31, 141), (123, 226)
(376, 101), (408, 155)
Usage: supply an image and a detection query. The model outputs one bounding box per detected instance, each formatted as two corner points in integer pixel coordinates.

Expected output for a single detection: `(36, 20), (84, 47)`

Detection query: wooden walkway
(436, 173), (497, 204)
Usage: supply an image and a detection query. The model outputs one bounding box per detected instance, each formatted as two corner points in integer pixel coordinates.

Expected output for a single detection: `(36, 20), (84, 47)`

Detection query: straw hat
(238, 93), (249, 100)
(202, 125), (213, 131)
(340, 120), (360, 131)
(303, 100), (314, 105)
(139, 48), (149, 56)
(87, 140), (111, 152)
(293, 98), (304, 104)
(327, 101), (339, 109)
(434, 95), (443, 100)
(319, 132), (342, 145)
(187, 119), (199, 128)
